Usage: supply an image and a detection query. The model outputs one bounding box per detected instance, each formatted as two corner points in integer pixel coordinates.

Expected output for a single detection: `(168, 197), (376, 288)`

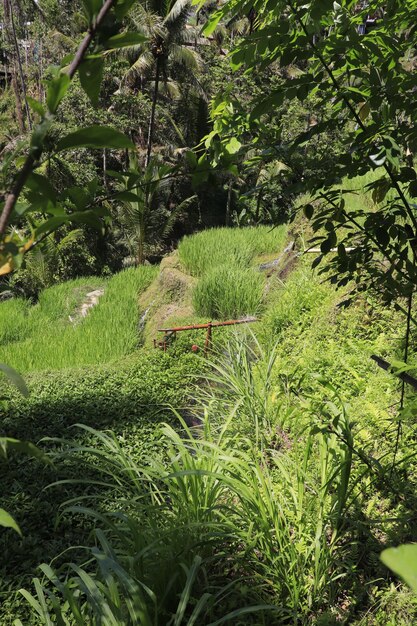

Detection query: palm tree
(117, 152), (197, 265)
(123, 1), (202, 166)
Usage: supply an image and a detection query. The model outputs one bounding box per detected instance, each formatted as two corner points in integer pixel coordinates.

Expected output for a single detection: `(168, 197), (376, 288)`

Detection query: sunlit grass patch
(193, 265), (264, 320)
(0, 266), (157, 372)
(178, 225), (287, 277)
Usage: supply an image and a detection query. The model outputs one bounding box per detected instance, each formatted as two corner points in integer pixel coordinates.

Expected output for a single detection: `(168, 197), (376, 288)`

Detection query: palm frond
(210, 22), (228, 44)
(161, 110), (187, 146)
(227, 15), (249, 36)
(162, 194), (198, 237)
(169, 43), (201, 70)
(128, 3), (164, 36)
(179, 24), (201, 44)
(158, 80), (181, 99)
(57, 229), (84, 249)
(124, 50), (155, 79)
(164, 0), (192, 26)
(165, 6), (194, 42)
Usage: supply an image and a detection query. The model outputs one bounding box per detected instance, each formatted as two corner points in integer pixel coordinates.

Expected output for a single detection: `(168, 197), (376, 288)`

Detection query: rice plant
(192, 266), (264, 320)
(178, 226), (287, 277)
(0, 266), (157, 372)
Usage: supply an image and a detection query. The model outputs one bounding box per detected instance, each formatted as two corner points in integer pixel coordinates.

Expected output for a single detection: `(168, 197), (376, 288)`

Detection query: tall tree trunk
(103, 149), (107, 189)
(226, 179), (233, 226)
(11, 74), (25, 132)
(137, 216), (145, 265)
(255, 189), (262, 223)
(8, 0), (31, 129)
(3, 0), (30, 131)
(145, 56), (161, 167)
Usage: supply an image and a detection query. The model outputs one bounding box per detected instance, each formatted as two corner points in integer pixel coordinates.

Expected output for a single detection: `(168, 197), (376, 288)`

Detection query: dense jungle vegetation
(2, 0), (417, 624)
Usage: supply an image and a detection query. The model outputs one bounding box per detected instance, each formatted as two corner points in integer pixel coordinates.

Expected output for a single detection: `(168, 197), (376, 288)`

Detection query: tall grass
(178, 226), (287, 277)
(198, 333), (296, 450)
(179, 226), (286, 321)
(20, 337), (354, 625)
(0, 277), (103, 346)
(193, 265), (264, 319)
(21, 419), (274, 625)
(0, 266), (157, 372)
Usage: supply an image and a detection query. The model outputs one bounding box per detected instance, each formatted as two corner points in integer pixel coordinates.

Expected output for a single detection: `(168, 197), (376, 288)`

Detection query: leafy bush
(263, 262), (331, 337)
(178, 225), (287, 277)
(193, 265), (264, 319)
(260, 260), (402, 440)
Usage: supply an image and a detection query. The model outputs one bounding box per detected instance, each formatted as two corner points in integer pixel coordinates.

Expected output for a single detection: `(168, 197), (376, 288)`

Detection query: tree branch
(287, 0), (417, 234)
(0, 0), (117, 236)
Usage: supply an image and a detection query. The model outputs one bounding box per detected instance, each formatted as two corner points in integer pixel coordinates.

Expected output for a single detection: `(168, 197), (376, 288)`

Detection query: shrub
(193, 265), (264, 319)
(263, 263), (331, 337)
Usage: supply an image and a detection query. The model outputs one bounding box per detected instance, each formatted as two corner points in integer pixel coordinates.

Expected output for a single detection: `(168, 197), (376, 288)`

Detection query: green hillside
(2, 0), (417, 622)
(1, 225), (416, 625)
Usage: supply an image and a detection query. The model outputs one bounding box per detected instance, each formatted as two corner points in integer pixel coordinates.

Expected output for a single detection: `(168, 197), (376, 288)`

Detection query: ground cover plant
(8, 281), (417, 625)
(1, 223), (417, 624)
(0, 347), (198, 625)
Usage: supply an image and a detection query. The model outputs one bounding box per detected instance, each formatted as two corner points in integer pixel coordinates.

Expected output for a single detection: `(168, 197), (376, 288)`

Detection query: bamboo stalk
(158, 317), (258, 332)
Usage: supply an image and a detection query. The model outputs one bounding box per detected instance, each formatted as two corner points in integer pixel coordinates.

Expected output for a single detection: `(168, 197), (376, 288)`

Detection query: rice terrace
(1, 0), (417, 624)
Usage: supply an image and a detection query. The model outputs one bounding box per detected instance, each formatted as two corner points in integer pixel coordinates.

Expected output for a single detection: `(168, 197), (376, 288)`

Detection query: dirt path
(69, 289), (104, 323)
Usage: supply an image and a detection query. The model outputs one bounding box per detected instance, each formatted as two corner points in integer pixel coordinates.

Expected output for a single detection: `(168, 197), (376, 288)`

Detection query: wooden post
(204, 321), (212, 357)
(155, 317), (258, 352)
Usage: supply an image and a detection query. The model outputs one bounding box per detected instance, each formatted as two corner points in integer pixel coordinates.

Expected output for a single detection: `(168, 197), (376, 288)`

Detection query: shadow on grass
(0, 350), (195, 617)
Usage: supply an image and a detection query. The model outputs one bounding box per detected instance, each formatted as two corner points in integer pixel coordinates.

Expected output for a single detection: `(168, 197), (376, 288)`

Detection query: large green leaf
(56, 126), (135, 152)
(47, 72), (71, 114)
(34, 208), (108, 238)
(224, 137), (242, 155)
(381, 544), (417, 593)
(26, 96), (45, 117)
(25, 173), (57, 205)
(0, 364), (28, 396)
(114, 0), (137, 18)
(78, 56), (104, 107)
(115, 190), (141, 203)
(202, 10), (223, 36)
(104, 32), (147, 49)
(0, 438), (50, 463)
(0, 508), (21, 535)
(80, 0), (103, 20)
(33, 215), (71, 238)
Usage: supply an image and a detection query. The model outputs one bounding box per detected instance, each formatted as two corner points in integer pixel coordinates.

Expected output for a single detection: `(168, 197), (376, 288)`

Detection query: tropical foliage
(2, 0), (417, 624)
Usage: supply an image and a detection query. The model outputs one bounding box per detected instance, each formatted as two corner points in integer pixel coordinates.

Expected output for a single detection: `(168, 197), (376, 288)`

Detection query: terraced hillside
(0, 225), (415, 625)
